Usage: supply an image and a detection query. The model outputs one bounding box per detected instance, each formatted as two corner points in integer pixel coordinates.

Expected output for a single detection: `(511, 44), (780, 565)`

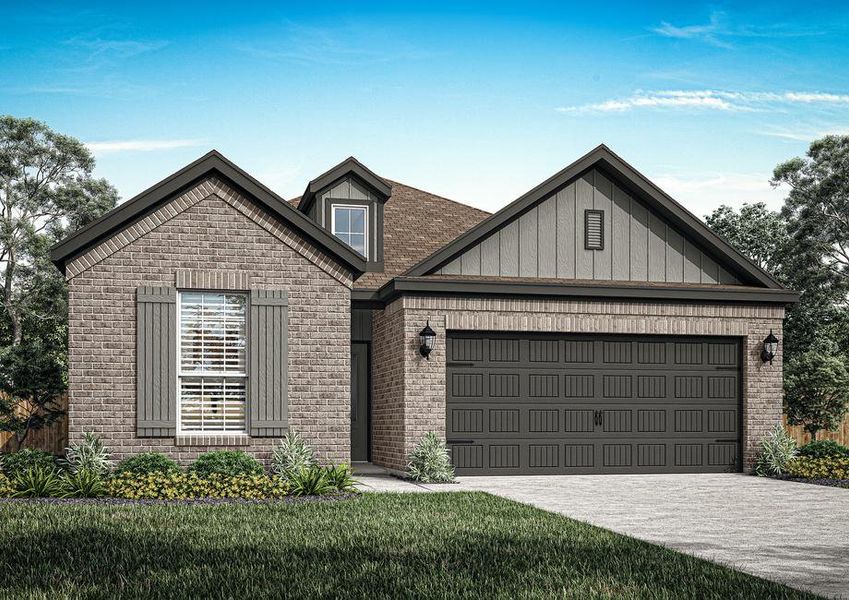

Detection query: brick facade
(371, 295), (785, 473)
(66, 177), (353, 466)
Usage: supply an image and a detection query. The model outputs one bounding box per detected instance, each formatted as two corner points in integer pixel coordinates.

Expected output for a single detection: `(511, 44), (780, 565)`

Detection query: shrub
(2, 449), (56, 479)
(797, 439), (849, 460)
(62, 469), (106, 498)
(407, 432), (455, 483)
(12, 466), (65, 498)
(106, 472), (288, 500)
(323, 464), (358, 493)
(115, 452), (181, 477)
(271, 430), (316, 477)
(286, 466), (334, 497)
(188, 451), (264, 478)
(0, 473), (13, 497)
(754, 424), (797, 476)
(786, 456), (849, 480)
(62, 432), (112, 475)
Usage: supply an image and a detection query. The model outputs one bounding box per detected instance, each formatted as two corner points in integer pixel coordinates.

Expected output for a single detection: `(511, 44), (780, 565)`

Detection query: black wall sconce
(761, 330), (779, 364)
(419, 321), (436, 359)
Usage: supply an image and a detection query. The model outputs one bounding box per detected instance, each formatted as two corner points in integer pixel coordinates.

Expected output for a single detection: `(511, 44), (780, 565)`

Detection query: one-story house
(51, 145), (797, 475)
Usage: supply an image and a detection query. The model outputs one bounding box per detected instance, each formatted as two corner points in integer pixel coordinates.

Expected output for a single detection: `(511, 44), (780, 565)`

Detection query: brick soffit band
(65, 177), (354, 286)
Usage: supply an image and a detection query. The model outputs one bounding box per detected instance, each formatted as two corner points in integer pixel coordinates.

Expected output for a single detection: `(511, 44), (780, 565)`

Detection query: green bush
(188, 451), (264, 478)
(62, 469), (106, 498)
(12, 466), (65, 498)
(754, 424), (797, 476)
(407, 432), (455, 483)
(115, 452), (181, 476)
(797, 439), (849, 460)
(286, 466), (334, 497)
(271, 430), (316, 477)
(106, 472), (288, 500)
(61, 432), (112, 475)
(2, 449), (56, 479)
(786, 456), (849, 479)
(323, 464), (358, 493)
(0, 473), (13, 497)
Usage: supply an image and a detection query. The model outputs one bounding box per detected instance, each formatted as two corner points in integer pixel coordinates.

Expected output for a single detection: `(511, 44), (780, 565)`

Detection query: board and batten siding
(438, 169), (739, 285)
(317, 176), (378, 221)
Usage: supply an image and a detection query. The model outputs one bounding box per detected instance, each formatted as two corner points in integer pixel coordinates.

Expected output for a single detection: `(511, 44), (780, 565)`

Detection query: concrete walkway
(354, 466), (849, 599)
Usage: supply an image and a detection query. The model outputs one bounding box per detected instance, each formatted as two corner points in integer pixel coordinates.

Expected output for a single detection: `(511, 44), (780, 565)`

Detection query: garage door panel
(447, 333), (741, 475)
(448, 438), (739, 474)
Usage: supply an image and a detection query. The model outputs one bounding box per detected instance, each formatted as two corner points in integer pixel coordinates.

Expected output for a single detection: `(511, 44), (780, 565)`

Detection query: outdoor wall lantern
(761, 330), (779, 364)
(419, 321), (437, 360)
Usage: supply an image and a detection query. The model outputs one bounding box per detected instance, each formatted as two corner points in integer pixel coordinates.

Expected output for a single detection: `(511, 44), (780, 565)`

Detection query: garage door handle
(447, 362), (475, 367)
(447, 439), (475, 445)
(714, 439), (737, 443)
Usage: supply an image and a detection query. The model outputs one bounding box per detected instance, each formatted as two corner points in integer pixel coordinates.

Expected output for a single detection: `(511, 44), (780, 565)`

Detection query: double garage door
(446, 332), (742, 475)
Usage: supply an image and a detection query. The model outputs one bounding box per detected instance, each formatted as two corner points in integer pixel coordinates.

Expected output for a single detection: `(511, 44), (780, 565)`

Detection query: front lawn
(0, 493), (813, 599)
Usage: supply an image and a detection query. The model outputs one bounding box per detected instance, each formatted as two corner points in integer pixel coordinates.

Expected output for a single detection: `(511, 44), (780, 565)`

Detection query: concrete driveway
(452, 474), (848, 599)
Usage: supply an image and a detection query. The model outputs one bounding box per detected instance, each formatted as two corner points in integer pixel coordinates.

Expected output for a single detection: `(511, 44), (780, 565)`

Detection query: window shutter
(136, 286), (177, 437)
(248, 289), (289, 437)
(585, 209), (604, 250)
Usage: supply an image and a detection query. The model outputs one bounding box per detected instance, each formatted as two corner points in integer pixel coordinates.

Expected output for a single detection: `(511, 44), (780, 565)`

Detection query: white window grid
(176, 291), (247, 434)
(331, 204), (369, 259)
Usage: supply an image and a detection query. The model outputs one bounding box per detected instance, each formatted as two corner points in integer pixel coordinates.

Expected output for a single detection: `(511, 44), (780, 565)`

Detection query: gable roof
(50, 150), (367, 275)
(297, 156), (392, 214)
(355, 180), (490, 289)
(404, 144), (785, 290)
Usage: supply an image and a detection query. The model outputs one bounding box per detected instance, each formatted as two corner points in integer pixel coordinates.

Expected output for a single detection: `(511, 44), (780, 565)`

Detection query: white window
(332, 205), (368, 258)
(178, 292), (247, 433)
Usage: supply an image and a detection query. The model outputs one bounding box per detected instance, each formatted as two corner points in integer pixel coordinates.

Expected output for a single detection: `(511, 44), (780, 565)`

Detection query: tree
(773, 135), (849, 287)
(705, 202), (789, 276)
(0, 116), (118, 447)
(784, 349), (849, 440)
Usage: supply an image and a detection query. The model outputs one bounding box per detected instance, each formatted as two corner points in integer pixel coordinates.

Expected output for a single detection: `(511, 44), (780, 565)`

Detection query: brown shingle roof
(283, 175), (488, 289)
(355, 180), (490, 289)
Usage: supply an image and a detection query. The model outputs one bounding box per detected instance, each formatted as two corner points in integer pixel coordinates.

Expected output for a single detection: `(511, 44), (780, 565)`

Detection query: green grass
(0, 492), (814, 599)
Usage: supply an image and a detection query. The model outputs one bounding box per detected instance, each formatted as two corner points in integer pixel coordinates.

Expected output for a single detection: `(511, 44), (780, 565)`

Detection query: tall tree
(773, 135), (849, 290)
(0, 116), (118, 446)
(705, 202), (789, 277)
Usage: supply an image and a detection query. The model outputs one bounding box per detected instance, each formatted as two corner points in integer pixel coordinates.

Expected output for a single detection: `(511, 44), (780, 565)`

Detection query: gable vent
(585, 209), (604, 250)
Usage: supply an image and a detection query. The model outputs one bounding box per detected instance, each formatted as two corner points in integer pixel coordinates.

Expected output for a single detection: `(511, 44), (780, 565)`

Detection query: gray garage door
(446, 333), (741, 475)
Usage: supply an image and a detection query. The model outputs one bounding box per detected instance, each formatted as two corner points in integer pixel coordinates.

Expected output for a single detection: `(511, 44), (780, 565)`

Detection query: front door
(351, 343), (369, 461)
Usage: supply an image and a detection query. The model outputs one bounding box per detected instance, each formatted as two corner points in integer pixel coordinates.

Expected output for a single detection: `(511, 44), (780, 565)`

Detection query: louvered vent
(584, 209), (604, 250)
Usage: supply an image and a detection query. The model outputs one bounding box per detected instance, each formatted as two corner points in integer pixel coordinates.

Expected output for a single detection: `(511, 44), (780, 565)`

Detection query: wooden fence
(783, 414), (849, 447)
(0, 394), (68, 455)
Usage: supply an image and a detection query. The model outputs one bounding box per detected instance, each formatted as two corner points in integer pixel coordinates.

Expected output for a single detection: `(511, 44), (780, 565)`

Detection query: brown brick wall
(66, 177), (353, 466)
(371, 295), (785, 472)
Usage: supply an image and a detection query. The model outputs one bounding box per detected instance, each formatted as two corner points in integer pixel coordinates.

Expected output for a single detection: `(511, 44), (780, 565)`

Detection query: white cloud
(556, 90), (849, 114)
(651, 172), (786, 214)
(85, 139), (203, 155)
(650, 11), (826, 47)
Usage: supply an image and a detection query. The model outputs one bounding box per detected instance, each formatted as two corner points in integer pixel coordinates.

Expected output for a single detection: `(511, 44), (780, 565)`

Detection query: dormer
(297, 157), (391, 272)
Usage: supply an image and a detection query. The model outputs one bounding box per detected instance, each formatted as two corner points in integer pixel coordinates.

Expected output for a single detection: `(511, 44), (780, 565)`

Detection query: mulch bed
(0, 493), (359, 506)
(772, 476), (849, 489)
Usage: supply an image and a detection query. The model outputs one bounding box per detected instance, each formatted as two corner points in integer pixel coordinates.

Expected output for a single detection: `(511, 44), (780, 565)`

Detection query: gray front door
(351, 343), (369, 462)
(446, 333), (741, 475)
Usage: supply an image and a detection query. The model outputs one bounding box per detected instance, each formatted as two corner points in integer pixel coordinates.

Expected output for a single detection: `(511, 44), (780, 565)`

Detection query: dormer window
(332, 205), (369, 258)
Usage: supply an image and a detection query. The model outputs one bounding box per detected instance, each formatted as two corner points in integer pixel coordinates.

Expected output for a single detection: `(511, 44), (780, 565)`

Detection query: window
(584, 209), (604, 250)
(178, 292), (247, 433)
(332, 205), (368, 258)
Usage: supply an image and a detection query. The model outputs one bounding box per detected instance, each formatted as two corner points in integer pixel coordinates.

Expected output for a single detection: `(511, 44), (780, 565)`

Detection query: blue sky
(2, 1), (848, 216)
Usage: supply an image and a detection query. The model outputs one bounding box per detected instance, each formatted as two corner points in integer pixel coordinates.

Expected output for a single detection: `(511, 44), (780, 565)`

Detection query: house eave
(367, 276), (799, 306)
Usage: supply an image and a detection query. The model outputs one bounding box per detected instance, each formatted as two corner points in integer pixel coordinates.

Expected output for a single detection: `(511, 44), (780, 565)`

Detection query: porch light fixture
(761, 330), (779, 364)
(419, 321), (436, 360)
